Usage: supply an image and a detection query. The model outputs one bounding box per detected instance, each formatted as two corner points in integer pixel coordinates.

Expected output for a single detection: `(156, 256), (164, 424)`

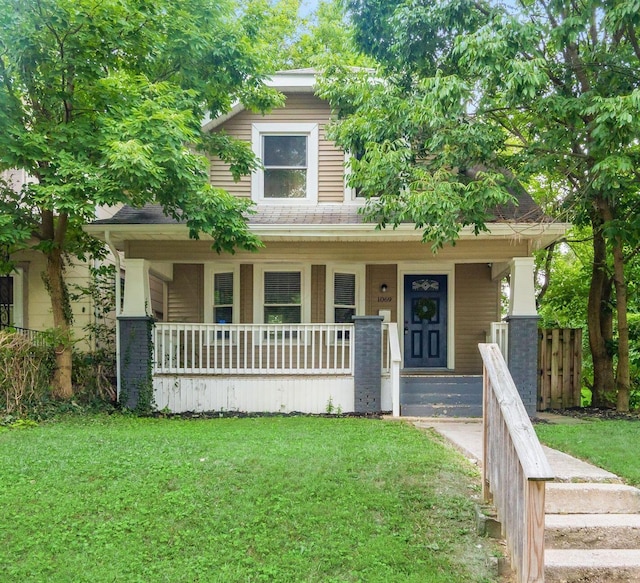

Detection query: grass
(0, 415), (499, 582)
(535, 419), (640, 486)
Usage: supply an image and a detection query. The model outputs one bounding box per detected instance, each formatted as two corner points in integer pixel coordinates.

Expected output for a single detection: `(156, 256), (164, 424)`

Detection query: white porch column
(508, 257), (537, 316)
(507, 257), (539, 416)
(122, 259), (151, 317)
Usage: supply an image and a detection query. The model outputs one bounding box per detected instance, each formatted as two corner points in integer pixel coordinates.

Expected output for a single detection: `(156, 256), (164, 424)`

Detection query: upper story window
(252, 123), (318, 203)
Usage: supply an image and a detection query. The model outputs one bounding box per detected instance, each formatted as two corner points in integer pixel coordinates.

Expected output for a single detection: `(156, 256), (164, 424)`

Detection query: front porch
(114, 252), (539, 417)
(119, 318), (514, 416)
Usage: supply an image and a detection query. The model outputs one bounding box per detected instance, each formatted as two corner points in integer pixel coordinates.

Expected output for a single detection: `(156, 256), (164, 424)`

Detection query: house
(85, 69), (568, 416)
(0, 169), (121, 352)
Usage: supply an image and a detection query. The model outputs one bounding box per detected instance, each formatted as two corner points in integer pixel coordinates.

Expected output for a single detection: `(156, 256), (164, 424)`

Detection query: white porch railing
(490, 321), (509, 365)
(154, 323), (354, 375)
(479, 343), (554, 583)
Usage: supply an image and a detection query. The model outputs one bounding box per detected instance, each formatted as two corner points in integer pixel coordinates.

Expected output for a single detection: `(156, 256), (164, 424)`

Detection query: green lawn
(0, 415), (499, 582)
(535, 419), (640, 486)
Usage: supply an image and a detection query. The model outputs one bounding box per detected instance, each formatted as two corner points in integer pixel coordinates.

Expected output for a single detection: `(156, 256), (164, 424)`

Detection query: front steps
(400, 375), (483, 417)
(544, 481), (640, 582)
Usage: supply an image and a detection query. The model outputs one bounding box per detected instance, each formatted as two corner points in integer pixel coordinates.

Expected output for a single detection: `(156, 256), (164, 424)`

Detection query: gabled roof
(202, 69), (317, 132)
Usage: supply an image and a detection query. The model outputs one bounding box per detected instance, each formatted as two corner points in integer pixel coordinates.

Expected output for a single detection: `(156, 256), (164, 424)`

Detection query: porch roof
(88, 200), (568, 247)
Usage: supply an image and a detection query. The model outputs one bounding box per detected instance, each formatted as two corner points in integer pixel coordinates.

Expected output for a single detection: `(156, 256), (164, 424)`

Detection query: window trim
(204, 264), (240, 324)
(253, 264), (311, 324)
(325, 264), (366, 323)
(252, 123), (319, 203)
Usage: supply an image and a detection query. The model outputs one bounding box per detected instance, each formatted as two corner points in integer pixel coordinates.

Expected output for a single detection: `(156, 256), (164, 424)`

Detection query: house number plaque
(377, 296), (393, 303)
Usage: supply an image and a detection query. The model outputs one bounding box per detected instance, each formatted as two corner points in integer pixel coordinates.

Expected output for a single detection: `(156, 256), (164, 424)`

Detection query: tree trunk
(587, 218), (616, 408)
(46, 244), (74, 399)
(600, 201), (631, 412)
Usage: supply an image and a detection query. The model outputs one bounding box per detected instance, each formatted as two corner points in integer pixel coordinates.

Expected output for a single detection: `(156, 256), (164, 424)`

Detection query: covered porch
(93, 220), (549, 417)
(116, 254), (527, 416)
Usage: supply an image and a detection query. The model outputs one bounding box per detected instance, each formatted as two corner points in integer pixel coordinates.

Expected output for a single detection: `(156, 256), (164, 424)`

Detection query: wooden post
(522, 480), (546, 582)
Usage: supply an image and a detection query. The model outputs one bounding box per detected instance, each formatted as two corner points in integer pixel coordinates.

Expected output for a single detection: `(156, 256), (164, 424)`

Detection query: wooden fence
(538, 328), (582, 411)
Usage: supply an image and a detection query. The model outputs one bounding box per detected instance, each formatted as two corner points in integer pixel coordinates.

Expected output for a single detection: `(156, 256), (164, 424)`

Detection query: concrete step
(546, 482), (640, 514)
(546, 513), (640, 549)
(545, 548), (640, 582)
(400, 403), (482, 418)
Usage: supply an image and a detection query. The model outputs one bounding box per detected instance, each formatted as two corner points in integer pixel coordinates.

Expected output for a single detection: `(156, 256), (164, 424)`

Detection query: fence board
(538, 328), (582, 410)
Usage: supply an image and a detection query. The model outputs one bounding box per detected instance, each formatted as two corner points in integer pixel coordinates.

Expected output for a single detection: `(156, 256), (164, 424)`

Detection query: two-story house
(86, 69), (568, 416)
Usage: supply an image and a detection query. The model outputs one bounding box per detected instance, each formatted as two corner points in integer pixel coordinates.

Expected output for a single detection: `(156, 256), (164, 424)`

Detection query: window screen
(214, 272), (233, 324)
(334, 272), (356, 323)
(264, 271), (301, 324)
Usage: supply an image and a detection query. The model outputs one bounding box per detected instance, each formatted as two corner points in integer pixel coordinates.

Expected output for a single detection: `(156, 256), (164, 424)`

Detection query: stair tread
(546, 513), (640, 527)
(545, 548), (640, 567)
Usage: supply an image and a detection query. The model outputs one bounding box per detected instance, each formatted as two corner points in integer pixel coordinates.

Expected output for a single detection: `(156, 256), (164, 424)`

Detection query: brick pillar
(118, 316), (154, 410)
(507, 315), (539, 417)
(353, 316), (383, 413)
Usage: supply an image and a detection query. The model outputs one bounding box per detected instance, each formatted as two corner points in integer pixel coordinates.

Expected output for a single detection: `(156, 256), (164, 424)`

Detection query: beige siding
(128, 239), (530, 264)
(167, 264), (204, 322)
(11, 249), (96, 350)
(311, 265), (326, 322)
(149, 274), (165, 321)
(209, 94), (345, 203)
(366, 264), (398, 321)
(240, 264), (253, 323)
(454, 263), (500, 374)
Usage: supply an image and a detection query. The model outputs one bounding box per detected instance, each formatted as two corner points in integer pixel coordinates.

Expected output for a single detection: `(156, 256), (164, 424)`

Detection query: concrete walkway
(410, 415), (620, 482)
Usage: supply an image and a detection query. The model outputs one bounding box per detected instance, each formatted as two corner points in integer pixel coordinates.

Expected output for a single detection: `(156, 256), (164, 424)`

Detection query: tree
(284, 0), (373, 69)
(320, 0), (640, 410)
(0, 0), (288, 398)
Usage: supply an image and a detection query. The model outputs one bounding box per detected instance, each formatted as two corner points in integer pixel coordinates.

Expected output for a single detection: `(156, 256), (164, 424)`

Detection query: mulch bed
(542, 407), (640, 421)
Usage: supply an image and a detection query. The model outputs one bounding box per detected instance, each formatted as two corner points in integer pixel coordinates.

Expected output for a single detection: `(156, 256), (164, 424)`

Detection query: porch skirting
(154, 375), (357, 414)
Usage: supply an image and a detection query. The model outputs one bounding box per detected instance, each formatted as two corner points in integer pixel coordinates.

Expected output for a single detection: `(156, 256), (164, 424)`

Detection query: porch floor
(400, 375), (483, 417)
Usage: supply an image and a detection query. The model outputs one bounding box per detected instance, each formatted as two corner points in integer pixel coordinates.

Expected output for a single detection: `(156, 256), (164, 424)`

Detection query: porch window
(0, 268), (23, 328)
(264, 271), (301, 324)
(0, 276), (14, 327)
(252, 123), (318, 203)
(334, 272), (356, 323)
(214, 272), (233, 324)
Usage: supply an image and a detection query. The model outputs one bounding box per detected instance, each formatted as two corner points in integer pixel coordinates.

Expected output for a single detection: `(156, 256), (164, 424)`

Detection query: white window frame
(343, 152), (367, 203)
(251, 123), (319, 203)
(253, 264), (311, 325)
(204, 264), (240, 324)
(325, 264), (366, 323)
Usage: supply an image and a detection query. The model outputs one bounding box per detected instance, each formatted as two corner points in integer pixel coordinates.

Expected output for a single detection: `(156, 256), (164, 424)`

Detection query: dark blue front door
(404, 275), (447, 368)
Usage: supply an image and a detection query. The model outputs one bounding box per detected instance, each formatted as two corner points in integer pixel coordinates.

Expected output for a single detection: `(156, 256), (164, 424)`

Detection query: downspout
(104, 231), (121, 401)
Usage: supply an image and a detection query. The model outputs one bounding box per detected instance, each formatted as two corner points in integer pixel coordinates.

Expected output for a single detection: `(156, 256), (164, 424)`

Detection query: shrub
(0, 330), (55, 415)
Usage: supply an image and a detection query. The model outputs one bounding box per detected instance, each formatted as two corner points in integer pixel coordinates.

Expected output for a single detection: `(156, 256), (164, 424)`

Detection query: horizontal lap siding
(240, 264), (253, 323)
(366, 264), (397, 321)
(149, 274), (165, 320)
(455, 264), (500, 374)
(167, 264), (204, 323)
(209, 94), (345, 203)
(311, 265), (326, 322)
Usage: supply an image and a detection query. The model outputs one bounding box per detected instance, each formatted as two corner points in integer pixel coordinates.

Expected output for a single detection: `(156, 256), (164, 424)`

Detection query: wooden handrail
(479, 343), (554, 583)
